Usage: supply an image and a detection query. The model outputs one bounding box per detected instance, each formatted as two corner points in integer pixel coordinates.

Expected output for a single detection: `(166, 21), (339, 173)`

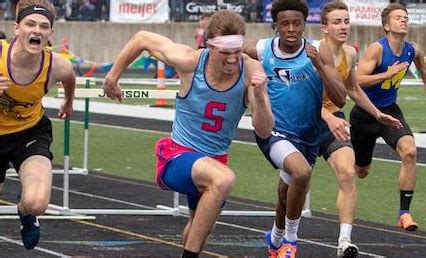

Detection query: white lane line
(0, 236), (70, 257)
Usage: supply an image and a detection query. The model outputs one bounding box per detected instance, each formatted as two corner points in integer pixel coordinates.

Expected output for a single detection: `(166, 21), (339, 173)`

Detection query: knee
(355, 166), (369, 179)
(291, 168), (311, 188)
(338, 167), (356, 186)
(211, 170), (235, 197)
(401, 147), (417, 165)
(20, 198), (48, 216)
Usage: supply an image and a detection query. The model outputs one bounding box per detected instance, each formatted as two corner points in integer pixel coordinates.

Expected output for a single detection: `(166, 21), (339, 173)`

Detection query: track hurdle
(51, 78), (181, 216)
(56, 78), (280, 217)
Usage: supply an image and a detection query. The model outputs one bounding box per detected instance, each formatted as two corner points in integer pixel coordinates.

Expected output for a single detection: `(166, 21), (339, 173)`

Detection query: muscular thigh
(350, 105), (381, 167)
(380, 105), (413, 150)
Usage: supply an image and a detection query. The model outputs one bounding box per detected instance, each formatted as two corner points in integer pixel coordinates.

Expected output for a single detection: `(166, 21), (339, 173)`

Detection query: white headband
(207, 35), (244, 49)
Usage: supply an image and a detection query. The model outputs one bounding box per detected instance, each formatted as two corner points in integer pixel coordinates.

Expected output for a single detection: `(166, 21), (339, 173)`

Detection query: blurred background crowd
(0, 0), (422, 23)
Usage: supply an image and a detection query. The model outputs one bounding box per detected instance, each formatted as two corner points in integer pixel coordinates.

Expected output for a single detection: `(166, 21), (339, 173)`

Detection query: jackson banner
(110, 0), (169, 23)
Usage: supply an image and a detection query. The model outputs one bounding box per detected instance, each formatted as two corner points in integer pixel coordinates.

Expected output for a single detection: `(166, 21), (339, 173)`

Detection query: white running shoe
(337, 237), (358, 257)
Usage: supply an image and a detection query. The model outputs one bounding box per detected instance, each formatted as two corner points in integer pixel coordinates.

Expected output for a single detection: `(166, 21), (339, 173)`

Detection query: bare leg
(183, 157), (235, 252)
(327, 147), (357, 226)
(283, 152), (312, 220)
(395, 135), (417, 191)
(18, 155), (52, 216)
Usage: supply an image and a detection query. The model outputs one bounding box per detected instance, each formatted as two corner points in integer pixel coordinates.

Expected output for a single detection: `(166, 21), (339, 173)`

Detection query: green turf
(51, 120), (426, 228)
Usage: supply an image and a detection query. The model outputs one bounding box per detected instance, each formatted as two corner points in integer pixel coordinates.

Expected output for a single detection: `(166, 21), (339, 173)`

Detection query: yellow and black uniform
(0, 38), (52, 134)
(318, 46), (352, 160)
(0, 38), (53, 179)
(322, 47), (350, 114)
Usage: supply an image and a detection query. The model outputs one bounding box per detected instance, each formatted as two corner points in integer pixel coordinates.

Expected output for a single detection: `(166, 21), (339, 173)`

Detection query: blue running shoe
(265, 231), (282, 258)
(17, 194), (40, 249)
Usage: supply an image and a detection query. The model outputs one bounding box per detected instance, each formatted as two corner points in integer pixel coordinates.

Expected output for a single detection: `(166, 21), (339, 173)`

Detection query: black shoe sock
(182, 249), (199, 258)
(400, 190), (414, 212)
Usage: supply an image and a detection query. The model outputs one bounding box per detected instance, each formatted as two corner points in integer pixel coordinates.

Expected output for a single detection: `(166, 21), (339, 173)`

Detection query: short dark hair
(321, 1), (348, 25)
(381, 3), (407, 28)
(271, 0), (309, 22)
(0, 31), (6, 40)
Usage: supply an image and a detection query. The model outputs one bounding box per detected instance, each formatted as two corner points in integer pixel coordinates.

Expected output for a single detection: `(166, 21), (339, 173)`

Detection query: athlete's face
(322, 9), (350, 44)
(275, 10), (305, 53)
(14, 13), (53, 55)
(210, 46), (242, 75)
(385, 9), (408, 35)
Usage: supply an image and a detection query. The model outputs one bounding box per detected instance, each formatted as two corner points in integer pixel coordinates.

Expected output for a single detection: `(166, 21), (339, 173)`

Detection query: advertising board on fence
(346, 0), (388, 25)
(407, 3), (426, 25)
(110, 0), (169, 23)
(183, 0), (244, 22)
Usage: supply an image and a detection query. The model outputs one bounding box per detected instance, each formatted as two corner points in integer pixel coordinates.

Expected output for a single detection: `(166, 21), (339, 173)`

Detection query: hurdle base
(0, 204), (95, 220)
(6, 167), (89, 176)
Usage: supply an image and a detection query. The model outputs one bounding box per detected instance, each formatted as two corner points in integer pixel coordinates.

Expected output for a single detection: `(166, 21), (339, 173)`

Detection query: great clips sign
(184, 0), (244, 22)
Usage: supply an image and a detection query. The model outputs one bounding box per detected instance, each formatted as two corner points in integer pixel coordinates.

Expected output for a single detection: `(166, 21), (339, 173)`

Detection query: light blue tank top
(172, 49), (246, 155)
(365, 37), (415, 107)
(261, 38), (323, 146)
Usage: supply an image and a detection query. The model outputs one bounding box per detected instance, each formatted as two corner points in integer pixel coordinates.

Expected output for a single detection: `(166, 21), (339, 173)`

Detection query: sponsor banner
(346, 0), (389, 25)
(261, 0), (273, 22)
(407, 3), (426, 25)
(184, 0), (244, 22)
(306, 0), (332, 23)
(110, 0), (169, 23)
(261, 0), (332, 23)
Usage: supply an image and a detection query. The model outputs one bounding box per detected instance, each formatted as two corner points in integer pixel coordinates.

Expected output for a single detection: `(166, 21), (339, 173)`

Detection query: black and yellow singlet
(0, 38), (52, 135)
(322, 46), (350, 113)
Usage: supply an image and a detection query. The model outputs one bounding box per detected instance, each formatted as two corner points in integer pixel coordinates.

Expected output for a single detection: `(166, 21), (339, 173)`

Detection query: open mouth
(29, 37), (41, 46)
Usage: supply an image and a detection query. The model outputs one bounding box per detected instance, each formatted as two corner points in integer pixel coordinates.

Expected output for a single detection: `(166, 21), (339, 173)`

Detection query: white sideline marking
(0, 236), (70, 257)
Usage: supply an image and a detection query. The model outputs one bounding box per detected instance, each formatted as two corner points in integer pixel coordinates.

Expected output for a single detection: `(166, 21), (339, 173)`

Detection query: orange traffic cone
(155, 61), (167, 106)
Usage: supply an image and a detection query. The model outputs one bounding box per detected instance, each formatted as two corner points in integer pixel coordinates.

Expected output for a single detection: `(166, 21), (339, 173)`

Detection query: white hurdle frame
(56, 77), (279, 217)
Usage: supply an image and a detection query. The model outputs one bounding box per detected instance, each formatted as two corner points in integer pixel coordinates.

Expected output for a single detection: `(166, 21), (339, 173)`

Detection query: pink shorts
(155, 137), (228, 190)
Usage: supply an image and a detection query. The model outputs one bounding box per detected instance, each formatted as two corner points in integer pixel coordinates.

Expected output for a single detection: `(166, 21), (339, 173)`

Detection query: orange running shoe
(277, 241), (297, 258)
(398, 213), (418, 231)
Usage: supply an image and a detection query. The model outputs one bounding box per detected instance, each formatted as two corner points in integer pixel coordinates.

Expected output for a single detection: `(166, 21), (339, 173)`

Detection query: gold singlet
(322, 46), (350, 113)
(0, 38), (52, 135)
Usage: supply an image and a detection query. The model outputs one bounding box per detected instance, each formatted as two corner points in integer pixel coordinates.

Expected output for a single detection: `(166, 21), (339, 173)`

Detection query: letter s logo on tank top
(201, 101), (226, 132)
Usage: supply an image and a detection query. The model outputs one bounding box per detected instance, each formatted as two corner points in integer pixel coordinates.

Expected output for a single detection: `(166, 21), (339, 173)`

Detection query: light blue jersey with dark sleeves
(364, 37), (415, 108)
(259, 37), (323, 146)
(172, 49), (246, 155)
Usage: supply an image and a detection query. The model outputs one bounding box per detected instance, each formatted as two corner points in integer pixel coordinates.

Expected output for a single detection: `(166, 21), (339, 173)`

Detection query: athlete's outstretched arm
(104, 31), (199, 101)
(51, 53), (75, 119)
(412, 42), (426, 90)
(356, 43), (409, 88)
(242, 39), (260, 60)
(244, 55), (274, 139)
(344, 47), (402, 128)
(309, 42), (346, 108)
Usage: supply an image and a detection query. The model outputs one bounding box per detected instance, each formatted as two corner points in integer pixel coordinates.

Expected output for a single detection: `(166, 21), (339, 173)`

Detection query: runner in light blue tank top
(261, 37), (322, 146)
(243, 0), (346, 255)
(172, 48), (246, 156)
(103, 10), (275, 255)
